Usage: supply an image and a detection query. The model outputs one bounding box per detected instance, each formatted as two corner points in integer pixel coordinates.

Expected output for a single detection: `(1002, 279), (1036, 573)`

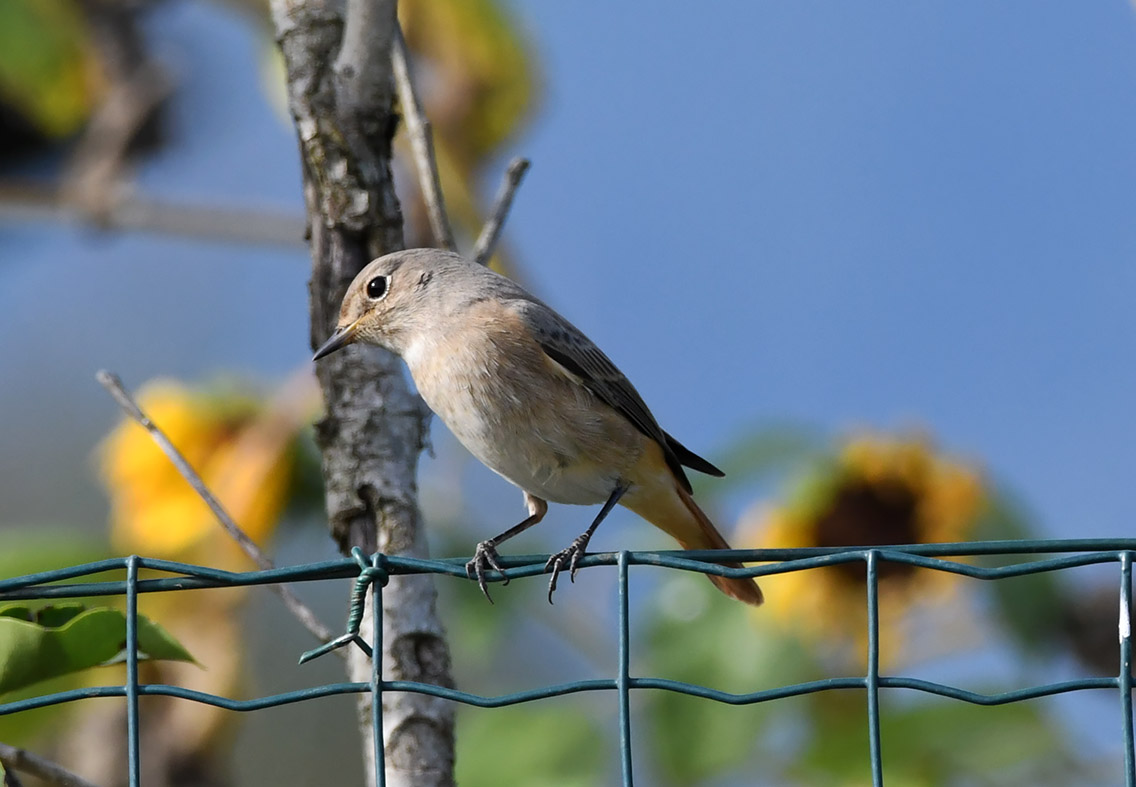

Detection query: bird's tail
(628, 478), (763, 606)
(672, 484), (764, 605)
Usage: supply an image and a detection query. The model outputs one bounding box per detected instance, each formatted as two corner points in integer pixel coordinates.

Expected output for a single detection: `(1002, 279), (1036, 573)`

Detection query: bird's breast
(404, 320), (645, 505)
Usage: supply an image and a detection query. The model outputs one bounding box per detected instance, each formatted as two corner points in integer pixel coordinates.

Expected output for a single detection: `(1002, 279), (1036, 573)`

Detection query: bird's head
(312, 248), (459, 361)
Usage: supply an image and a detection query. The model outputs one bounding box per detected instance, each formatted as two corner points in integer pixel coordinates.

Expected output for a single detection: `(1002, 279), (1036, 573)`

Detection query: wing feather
(517, 300), (722, 491)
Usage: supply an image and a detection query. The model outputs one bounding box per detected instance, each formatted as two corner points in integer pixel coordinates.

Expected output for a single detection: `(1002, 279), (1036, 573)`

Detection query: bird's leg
(546, 483), (629, 603)
(467, 493), (547, 603)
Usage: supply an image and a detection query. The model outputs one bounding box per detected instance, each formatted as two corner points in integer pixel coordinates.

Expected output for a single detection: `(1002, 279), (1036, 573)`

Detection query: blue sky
(2, 0), (1135, 549)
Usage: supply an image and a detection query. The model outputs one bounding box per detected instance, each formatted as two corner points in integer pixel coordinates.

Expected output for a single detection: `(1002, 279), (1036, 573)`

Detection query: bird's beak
(313, 320), (361, 361)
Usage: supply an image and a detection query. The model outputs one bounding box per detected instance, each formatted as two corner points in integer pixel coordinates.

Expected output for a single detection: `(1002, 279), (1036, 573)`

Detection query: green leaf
(0, 531), (112, 741)
(0, 603), (196, 694)
(0, 0), (101, 138)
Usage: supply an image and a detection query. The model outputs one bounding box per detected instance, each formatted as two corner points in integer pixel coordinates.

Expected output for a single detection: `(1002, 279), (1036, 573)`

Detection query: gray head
(313, 248), (504, 360)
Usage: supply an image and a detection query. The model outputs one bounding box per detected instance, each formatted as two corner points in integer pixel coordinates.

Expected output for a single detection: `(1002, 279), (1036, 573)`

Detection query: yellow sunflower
(742, 432), (985, 664)
(98, 374), (318, 567)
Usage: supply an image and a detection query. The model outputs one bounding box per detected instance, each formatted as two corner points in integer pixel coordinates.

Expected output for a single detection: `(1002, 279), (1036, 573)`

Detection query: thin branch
(472, 157), (531, 266)
(95, 370), (335, 648)
(391, 25), (457, 252)
(0, 743), (99, 787)
(62, 61), (173, 224)
(0, 180), (304, 248)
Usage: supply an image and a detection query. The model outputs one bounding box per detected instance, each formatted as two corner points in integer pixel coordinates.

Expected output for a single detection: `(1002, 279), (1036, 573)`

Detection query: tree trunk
(267, 1), (456, 784)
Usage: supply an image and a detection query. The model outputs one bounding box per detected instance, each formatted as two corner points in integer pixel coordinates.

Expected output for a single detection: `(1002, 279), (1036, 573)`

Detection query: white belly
(406, 336), (643, 505)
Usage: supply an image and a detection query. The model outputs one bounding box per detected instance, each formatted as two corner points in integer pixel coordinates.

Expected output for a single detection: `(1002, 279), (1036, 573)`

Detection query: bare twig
(0, 743), (99, 787)
(0, 180), (303, 248)
(62, 61), (173, 224)
(472, 157), (531, 266)
(110, 195), (303, 247)
(95, 370), (335, 648)
(391, 25), (457, 252)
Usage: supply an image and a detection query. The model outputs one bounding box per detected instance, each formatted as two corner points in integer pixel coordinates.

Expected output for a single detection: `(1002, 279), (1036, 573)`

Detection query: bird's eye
(366, 276), (389, 300)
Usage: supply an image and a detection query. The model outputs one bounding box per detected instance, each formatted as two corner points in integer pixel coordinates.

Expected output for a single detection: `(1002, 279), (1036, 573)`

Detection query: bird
(313, 248), (762, 606)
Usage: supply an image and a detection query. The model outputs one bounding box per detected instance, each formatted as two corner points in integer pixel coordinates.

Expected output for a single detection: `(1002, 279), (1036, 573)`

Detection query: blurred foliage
(0, 0), (105, 142)
(456, 703), (609, 787)
(801, 693), (1084, 786)
(975, 491), (1121, 680)
(643, 575), (807, 783)
(400, 0), (534, 168)
(973, 490), (1067, 656)
(0, 602), (195, 694)
(640, 563), (1090, 786)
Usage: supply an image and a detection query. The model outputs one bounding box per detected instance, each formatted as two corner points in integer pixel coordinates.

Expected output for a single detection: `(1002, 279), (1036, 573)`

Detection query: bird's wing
(517, 299), (703, 490)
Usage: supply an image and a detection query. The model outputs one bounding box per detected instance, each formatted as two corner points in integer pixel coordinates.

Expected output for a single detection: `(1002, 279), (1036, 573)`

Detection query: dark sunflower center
(813, 479), (919, 583)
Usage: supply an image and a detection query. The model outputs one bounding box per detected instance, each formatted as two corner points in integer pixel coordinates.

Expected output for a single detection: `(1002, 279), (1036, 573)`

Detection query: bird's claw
(544, 533), (590, 604)
(466, 540), (509, 603)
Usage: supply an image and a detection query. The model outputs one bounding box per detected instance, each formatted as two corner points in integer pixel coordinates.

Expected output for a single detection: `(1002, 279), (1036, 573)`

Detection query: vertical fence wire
(865, 550), (883, 787)
(371, 553), (386, 787)
(617, 550), (634, 786)
(1120, 552), (1133, 787)
(125, 555), (141, 787)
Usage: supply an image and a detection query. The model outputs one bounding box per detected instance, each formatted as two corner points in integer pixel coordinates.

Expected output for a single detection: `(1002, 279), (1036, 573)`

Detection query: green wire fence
(1, 538), (1133, 786)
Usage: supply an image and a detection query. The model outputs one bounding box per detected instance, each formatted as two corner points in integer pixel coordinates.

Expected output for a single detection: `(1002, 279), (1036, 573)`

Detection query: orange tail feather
(673, 485), (763, 606)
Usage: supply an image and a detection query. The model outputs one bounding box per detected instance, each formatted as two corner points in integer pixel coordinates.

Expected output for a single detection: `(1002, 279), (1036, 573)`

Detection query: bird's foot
(466, 540), (509, 603)
(544, 532), (592, 604)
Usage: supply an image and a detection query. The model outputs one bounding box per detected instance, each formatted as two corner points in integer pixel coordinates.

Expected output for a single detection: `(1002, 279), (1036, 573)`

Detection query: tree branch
(61, 60), (172, 224)
(391, 25), (456, 251)
(269, 0), (455, 784)
(0, 180), (304, 248)
(0, 743), (99, 787)
(95, 370), (335, 648)
(473, 157), (530, 266)
(65, 0), (170, 225)
(334, 0), (398, 182)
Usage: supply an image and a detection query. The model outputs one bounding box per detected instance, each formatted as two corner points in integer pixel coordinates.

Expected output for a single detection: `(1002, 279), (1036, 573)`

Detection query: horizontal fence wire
(1, 539), (1134, 787)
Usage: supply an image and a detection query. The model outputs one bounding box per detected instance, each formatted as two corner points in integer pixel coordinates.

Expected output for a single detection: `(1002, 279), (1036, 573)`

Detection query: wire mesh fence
(1, 539), (1133, 787)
